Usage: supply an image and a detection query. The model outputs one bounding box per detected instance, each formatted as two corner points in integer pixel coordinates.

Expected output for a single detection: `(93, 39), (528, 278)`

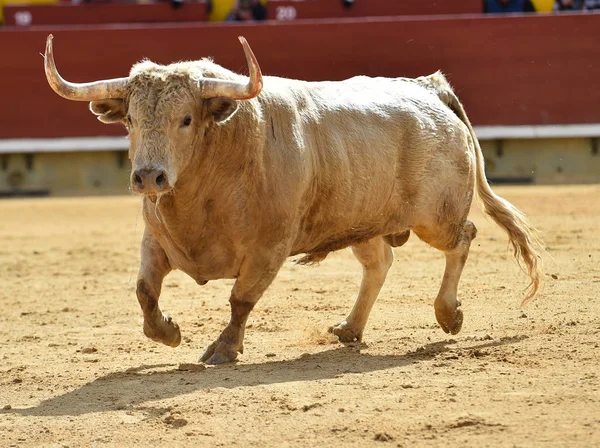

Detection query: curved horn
(200, 36), (263, 100)
(44, 34), (128, 101)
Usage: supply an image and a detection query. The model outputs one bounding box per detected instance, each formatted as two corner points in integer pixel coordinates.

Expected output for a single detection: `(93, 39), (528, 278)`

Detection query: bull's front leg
(136, 230), (180, 347)
(200, 249), (287, 365)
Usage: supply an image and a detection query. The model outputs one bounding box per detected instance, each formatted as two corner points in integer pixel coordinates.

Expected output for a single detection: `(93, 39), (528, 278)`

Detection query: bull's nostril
(134, 173), (143, 188)
(156, 173), (166, 188)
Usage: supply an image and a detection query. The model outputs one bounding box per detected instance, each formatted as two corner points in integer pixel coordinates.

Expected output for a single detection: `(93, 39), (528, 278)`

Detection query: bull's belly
(157, 233), (242, 284)
(291, 218), (408, 256)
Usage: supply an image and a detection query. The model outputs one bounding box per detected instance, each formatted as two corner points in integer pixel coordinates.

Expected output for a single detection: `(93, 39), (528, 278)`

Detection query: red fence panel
(267, 0), (482, 21)
(0, 13), (598, 139)
(3, 2), (207, 27)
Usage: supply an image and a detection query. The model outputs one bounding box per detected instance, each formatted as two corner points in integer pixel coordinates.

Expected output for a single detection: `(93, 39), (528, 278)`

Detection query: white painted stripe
(1, 124), (599, 154)
(0, 136), (129, 154)
(474, 124), (600, 140)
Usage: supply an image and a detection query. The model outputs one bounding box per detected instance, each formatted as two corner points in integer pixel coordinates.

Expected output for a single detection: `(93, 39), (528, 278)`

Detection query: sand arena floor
(0, 185), (599, 447)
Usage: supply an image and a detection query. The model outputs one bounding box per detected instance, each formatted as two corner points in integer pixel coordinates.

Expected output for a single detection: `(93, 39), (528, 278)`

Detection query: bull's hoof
(200, 341), (240, 365)
(143, 313), (181, 347)
(328, 320), (363, 343)
(435, 305), (463, 335)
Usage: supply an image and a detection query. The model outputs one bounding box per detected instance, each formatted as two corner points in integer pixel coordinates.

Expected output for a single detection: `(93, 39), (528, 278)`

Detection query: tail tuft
(476, 186), (542, 304)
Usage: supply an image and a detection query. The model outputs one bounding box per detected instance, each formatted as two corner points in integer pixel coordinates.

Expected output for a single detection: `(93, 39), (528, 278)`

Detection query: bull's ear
(206, 97), (239, 123)
(89, 99), (126, 124)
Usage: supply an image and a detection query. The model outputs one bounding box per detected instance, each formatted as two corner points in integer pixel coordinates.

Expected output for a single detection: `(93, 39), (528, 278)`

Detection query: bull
(44, 35), (541, 364)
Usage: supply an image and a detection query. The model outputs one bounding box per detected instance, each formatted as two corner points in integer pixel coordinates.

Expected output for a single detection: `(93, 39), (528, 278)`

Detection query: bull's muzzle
(132, 168), (170, 194)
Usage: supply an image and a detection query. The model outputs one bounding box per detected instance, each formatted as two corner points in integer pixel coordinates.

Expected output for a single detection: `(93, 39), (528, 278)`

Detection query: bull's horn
(200, 36), (263, 100)
(44, 34), (128, 101)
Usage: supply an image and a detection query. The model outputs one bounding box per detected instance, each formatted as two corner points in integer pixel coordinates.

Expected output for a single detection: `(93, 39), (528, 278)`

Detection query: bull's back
(268, 76), (461, 254)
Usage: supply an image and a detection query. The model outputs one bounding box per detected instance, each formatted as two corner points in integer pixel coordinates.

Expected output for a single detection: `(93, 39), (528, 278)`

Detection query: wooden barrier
(267, 0), (482, 21)
(0, 0), (58, 25)
(3, 2), (207, 27)
(3, 0), (479, 27)
(1, 13), (599, 139)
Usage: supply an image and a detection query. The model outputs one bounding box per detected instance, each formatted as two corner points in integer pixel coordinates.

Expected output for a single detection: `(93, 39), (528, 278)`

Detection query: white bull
(44, 35), (541, 364)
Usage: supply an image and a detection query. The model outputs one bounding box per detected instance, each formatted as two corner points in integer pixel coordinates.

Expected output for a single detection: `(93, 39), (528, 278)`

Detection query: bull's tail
(422, 72), (542, 303)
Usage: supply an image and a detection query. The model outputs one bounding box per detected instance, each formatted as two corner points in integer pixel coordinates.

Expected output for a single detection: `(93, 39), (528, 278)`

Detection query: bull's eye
(182, 114), (192, 127)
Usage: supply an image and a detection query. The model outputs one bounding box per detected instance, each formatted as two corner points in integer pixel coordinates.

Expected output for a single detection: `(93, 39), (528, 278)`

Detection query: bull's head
(44, 35), (263, 196)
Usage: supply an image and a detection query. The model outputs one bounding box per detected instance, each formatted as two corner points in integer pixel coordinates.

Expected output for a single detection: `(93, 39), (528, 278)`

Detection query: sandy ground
(0, 185), (598, 447)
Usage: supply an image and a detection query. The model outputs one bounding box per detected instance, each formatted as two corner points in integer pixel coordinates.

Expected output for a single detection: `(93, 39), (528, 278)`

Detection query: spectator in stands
(531, 0), (555, 10)
(484, 0), (536, 12)
(554, 0), (585, 9)
(208, 0), (232, 21)
(227, 0), (266, 21)
(583, 0), (600, 8)
(171, 0), (184, 10)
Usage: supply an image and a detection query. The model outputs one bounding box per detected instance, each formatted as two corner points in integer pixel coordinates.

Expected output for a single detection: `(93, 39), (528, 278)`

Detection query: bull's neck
(144, 105), (266, 231)
(145, 154), (258, 231)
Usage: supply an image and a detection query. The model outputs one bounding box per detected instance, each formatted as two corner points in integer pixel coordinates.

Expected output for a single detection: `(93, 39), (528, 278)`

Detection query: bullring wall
(1, 13), (599, 192)
(1, 13), (599, 139)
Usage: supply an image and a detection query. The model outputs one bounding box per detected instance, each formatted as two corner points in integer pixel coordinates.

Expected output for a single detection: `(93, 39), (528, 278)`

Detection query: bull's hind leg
(414, 221), (477, 335)
(329, 236), (394, 342)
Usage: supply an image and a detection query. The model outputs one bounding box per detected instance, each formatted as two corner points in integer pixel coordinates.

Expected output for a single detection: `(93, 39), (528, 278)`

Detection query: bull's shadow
(4, 336), (526, 418)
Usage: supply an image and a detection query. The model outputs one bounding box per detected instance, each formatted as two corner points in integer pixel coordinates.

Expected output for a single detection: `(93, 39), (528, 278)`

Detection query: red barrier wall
(3, 3), (207, 27)
(1, 13), (599, 139)
(267, 0), (482, 20)
(3, 0), (479, 26)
